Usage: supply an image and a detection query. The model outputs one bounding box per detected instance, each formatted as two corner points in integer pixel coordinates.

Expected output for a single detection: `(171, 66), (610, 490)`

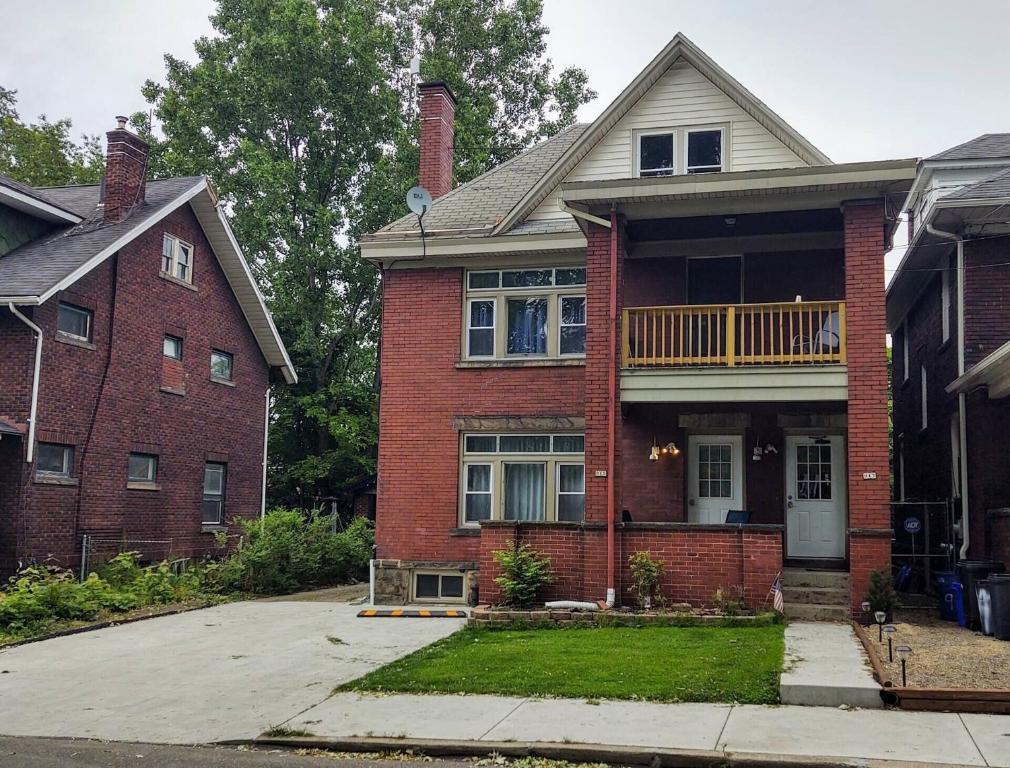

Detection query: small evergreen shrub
(628, 551), (665, 609)
(865, 569), (898, 616)
(493, 542), (554, 608)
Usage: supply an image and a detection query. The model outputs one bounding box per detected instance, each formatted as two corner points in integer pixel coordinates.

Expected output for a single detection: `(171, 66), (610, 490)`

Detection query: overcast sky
(6, 0), (1010, 274)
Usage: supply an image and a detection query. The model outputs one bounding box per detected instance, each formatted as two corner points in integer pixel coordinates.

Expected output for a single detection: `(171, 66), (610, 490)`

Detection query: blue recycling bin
(936, 571), (959, 621)
(951, 581), (967, 627)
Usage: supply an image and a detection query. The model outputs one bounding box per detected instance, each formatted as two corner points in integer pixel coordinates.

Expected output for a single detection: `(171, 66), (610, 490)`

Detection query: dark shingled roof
(0, 173), (81, 217)
(929, 134), (1010, 161)
(0, 176), (204, 299)
(945, 167), (1010, 201)
(372, 123), (588, 236)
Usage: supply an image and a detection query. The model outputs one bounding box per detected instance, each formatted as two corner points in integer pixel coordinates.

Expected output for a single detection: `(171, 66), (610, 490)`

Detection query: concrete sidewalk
(277, 692), (1010, 767)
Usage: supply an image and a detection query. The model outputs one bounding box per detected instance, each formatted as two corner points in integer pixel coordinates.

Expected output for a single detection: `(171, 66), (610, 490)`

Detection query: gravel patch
(867, 607), (1010, 689)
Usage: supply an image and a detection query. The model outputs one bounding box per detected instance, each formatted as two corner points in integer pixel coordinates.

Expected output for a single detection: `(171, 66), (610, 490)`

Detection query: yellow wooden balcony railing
(622, 301), (846, 368)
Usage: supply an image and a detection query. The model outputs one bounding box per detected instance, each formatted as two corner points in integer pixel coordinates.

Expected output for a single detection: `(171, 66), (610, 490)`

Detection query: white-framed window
(685, 128), (724, 173)
(36, 443), (74, 478)
(57, 302), (92, 342)
(901, 321), (909, 382)
(202, 462), (226, 524)
(638, 132), (675, 177)
(161, 234), (194, 283)
(460, 433), (585, 525)
(920, 364), (928, 430)
(464, 267), (586, 360)
(127, 453), (158, 485)
(941, 267), (951, 343)
(163, 334), (183, 360)
(210, 350), (233, 381)
(414, 571), (465, 602)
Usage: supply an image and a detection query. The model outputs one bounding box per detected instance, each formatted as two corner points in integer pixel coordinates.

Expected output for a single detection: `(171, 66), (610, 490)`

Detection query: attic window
(162, 234), (194, 284)
(639, 133), (675, 177)
(686, 129), (723, 173)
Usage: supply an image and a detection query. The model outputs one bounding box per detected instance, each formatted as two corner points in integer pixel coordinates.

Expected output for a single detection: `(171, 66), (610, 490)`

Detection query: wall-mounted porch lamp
(649, 439), (680, 461)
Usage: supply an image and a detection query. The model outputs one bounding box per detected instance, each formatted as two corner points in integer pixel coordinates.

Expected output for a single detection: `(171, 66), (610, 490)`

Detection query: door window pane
(796, 443), (832, 500)
(640, 133), (674, 176)
(557, 464), (585, 522)
(687, 130), (722, 173)
(698, 443), (733, 499)
(467, 300), (495, 357)
(506, 298), (548, 355)
(560, 295), (586, 355)
(504, 463), (546, 521)
(57, 303), (92, 341)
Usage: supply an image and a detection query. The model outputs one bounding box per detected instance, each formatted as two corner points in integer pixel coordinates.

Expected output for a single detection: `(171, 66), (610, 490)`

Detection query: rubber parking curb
(357, 609), (467, 618)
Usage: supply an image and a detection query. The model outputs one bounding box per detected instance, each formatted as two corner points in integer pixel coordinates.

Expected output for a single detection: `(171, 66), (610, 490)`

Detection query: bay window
(464, 267), (586, 360)
(460, 433), (585, 525)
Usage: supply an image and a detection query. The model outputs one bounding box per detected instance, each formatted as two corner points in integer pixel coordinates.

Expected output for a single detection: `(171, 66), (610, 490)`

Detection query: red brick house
(363, 35), (915, 617)
(0, 118), (295, 575)
(888, 135), (1010, 567)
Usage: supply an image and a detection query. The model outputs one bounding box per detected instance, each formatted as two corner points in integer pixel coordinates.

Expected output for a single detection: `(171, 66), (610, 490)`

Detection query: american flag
(771, 573), (785, 613)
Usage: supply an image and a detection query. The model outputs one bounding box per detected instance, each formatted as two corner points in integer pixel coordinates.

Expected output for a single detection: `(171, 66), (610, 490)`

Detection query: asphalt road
(0, 737), (473, 768)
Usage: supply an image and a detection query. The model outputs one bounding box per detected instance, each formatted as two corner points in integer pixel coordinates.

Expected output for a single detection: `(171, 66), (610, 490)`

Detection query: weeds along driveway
(0, 599), (464, 744)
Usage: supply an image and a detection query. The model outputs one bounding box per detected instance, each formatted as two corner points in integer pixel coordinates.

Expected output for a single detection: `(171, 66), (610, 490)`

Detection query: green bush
(210, 510), (373, 595)
(493, 542), (554, 608)
(628, 551), (664, 609)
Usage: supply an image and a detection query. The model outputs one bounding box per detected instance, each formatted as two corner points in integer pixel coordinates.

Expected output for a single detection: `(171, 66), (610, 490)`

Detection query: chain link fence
(79, 535), (175, 581)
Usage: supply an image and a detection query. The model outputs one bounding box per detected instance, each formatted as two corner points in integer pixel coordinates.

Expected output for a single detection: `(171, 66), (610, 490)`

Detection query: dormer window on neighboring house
(636, 127), (725, 177)
(162, 234), (194, 284)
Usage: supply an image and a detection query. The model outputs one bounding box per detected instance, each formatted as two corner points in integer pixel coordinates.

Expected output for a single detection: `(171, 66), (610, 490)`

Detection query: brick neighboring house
(363, 34), (916, 616)
(888, 135), (1010, 567)
(0, 118), (295, 575)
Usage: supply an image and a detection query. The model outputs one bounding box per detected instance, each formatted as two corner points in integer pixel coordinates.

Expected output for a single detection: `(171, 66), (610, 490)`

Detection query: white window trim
(684, 126), (726, 174)
(941, 267), (951, 343)
(463, 462), (493, 525)
(920, 364), (928, 431)
(162, 233), (195, 284)
(459, 432), (585, 526)
(463, 267), (586, 361)
(57, 303), (92, 342)
(466, 298), (496, 358)
(556, 462), (586, 523)
(413, 571), (466, 603)
(636, 130), (676, 177)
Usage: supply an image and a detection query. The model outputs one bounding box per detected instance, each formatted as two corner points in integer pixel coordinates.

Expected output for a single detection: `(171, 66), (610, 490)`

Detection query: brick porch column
(843, 200), (893, 617)
(584, 219), (624, 602)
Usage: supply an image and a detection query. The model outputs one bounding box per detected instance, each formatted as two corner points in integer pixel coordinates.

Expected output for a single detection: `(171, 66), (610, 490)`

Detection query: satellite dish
(406, 186), (432, 216)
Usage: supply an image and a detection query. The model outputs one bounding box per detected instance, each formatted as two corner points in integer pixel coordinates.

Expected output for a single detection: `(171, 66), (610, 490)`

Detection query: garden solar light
(874, 610), (887, 641)
(861, 601), (871, 622)
(896, 645), (912, 687)
(883, 625), (897, 662)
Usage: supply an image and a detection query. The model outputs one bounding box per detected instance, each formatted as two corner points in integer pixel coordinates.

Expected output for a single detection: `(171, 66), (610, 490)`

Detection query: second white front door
(687, 434), (743, 524)
(785, 435), (846, 559)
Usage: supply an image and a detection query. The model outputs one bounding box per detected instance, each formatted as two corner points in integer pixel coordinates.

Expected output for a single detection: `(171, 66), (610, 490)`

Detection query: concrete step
(783, 568), (850, 589)
(782, 585), (849, 605)
(784, 603), (851, 622)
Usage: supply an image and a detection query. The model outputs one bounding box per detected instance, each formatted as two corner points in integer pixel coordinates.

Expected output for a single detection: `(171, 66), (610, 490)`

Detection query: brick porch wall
(478, 521), (782, 609)
(843, 200), (893, 614)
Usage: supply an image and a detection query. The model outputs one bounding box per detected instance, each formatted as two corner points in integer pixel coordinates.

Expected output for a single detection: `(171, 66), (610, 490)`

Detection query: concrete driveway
(0, 599), (464, 744)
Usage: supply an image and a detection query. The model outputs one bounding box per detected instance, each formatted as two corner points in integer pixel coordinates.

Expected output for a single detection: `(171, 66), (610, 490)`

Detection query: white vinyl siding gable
(524, 60), (806, 223)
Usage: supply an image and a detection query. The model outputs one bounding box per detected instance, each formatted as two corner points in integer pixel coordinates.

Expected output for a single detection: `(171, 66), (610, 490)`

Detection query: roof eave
(0, 185), (83, 224)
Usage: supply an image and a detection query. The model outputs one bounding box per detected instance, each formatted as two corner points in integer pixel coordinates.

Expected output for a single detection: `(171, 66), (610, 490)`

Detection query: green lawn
(341, 623), (784, 704)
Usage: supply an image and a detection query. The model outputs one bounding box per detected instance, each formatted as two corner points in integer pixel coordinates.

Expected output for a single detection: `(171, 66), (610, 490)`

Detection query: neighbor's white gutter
(926, 223), (970, 559)
(7, 303), (42, 463)
(261, 387), (270, 520)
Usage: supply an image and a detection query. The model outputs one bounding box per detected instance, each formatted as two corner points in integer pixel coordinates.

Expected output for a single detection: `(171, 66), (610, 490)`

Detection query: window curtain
(504, 463), (545, 520)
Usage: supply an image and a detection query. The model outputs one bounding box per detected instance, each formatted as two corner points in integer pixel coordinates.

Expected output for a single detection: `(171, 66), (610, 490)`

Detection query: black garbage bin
(990, 574), (1010, 641)
(957, 560), (1006, 629)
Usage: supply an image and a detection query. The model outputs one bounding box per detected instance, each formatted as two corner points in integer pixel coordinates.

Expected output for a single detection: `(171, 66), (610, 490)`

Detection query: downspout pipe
(261, 387), (270, 520)
(926, 223), (970, 559)
(8, 303), (42, 463)
(606, 209), (618, 608)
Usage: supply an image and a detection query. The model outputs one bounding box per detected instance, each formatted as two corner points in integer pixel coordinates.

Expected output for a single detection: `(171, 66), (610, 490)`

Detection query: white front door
(687, 435), (743, 524)
(785, 435), (846, 559)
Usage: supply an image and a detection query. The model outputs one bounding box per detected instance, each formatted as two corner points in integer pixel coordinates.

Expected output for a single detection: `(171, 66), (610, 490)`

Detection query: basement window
(414, 571), (465, 603)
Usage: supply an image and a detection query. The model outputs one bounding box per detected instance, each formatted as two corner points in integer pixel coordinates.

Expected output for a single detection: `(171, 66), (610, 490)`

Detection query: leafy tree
(143, 0), (594, 507)
(0, 87), (104, 186)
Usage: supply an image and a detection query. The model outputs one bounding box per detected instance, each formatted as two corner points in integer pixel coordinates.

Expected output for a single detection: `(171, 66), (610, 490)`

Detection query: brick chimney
(102, 115), (149, 223)
(418, 82), (456, 199)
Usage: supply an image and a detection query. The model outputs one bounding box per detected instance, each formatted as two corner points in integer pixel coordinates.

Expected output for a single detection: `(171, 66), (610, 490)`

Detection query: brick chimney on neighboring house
(418, 82), (456, 199)
(102, 115), (149, 223)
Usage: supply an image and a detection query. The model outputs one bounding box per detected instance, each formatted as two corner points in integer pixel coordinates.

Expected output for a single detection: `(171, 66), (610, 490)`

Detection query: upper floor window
(162, 234), (194, 283)
(36, 443), (74, 478)
(210, 350), (233, 381)
(127, 453), (158, 486)
(464, 267), (586, 360)
(636, 127), (725, 178)
(164, 334), (183, 360)
(57, 303), (92, 342)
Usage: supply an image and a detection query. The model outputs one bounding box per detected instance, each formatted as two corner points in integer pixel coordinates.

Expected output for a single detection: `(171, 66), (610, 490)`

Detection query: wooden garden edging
(851, 620), (1010, 713)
